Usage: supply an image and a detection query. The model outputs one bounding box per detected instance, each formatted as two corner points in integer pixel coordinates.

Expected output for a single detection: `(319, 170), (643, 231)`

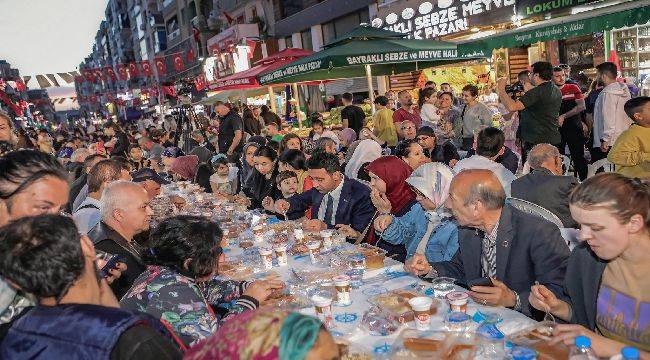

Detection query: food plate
(368, 289), (439, 323)
(391, 330), (478, 359)
(507, 321), (569, 359)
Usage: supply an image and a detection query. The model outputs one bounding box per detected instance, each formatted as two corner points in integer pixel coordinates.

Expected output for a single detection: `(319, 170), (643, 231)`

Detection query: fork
(534, 281), (556, 323)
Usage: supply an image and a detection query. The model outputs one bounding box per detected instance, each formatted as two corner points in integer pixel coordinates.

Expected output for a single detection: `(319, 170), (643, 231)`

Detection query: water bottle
(621, 346), (640, 360)
(569, 336), (597, 360)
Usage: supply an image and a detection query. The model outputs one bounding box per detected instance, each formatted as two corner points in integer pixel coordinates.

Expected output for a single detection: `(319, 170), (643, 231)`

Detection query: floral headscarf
(406, 162), (454, 222)
(185, 308), (323, 360)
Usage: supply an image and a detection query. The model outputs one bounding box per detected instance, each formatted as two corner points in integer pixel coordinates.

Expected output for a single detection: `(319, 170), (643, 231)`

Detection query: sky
(0, 0), (108, 75)
(0, 0), (109, 109)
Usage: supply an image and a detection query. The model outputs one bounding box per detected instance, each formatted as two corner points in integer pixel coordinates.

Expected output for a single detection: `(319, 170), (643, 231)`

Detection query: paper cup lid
(445, 291), (468, 301)
(408, 296), (433, 310)
(306, 241), (321, 249)
(311, 294), (332, 306)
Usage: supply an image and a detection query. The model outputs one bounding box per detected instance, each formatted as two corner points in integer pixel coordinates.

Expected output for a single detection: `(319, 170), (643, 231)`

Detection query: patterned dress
(120, 265), (257, 348)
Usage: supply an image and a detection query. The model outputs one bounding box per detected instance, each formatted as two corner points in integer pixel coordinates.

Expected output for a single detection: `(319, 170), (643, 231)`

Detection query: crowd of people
(0, 60), (648, 359)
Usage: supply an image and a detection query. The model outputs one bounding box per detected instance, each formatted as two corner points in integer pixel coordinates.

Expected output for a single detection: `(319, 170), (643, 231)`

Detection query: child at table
(262, 171), (298, 219)
(209, 154), (238, 195)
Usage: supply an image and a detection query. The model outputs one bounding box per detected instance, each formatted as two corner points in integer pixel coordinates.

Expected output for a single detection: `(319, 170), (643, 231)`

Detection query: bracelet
(512, 291), (522, 311)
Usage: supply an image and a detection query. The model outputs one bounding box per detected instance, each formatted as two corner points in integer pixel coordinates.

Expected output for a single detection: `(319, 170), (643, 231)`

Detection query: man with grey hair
(73, 159), (131, 234)
(406, 169), (569, 319)
(188, 130), (215, 163)
(138, 136), (164, 162)
(512, 144), (578, 228)
(88, 180), (153, 298)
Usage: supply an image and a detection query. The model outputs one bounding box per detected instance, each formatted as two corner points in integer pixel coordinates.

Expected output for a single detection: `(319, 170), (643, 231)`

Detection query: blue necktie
(323, 194), (334, 225)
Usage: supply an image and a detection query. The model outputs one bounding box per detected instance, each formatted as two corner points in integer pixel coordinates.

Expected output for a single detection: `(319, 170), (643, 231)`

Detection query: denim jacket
(381, 203), (459, 263)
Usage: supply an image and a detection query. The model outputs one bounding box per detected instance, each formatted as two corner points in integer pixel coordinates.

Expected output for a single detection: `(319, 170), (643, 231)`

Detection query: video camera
(504, 82), (525, 99)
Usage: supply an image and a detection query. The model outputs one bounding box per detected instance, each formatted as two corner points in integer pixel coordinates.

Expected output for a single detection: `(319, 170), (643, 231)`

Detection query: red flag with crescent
(128, 62), (139, 77)
(154, 57), (167, 75)
(187, 48), (195, 63)
(93, 68), (105, 81)
(172, 54), (184, 71)
(82, 69), (95, 82)
(117, 64), (129, 80)
(105, 67), (117, 81)
(106, 93), (114, 101)
(141, 61), (153, 77)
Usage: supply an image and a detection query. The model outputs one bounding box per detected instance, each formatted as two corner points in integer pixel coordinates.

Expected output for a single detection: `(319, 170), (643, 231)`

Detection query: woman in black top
(530, 174), (650, 357)
(245, 145), (279, 209)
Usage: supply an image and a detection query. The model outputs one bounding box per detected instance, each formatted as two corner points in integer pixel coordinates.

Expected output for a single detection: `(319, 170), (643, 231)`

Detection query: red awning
(208, 48), (316, 91)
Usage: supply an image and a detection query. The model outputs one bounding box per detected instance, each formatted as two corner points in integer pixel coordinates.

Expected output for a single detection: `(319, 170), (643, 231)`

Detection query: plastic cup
(409, 296), (434, 330)
(273, 244), (288, 266)
(333, 275), (352, 306)
(320, 229), (334, 248)
(446, 291), (469, 313)
(306, 240), (321, 264)
(253, 225), (265, 242)
(311, 293), (333, 326)
(258, 247), (273, 269)
(293, 228), (304, 240)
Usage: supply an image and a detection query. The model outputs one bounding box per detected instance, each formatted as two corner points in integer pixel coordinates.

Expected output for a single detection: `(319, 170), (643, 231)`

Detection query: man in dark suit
(406, 169), (569, 319)
(512, 143), (579, 228)
(275, 152), (376, 239)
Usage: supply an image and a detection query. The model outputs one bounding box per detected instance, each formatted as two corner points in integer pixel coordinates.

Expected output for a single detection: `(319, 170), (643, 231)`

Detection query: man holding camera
(497, 62), (563, 163)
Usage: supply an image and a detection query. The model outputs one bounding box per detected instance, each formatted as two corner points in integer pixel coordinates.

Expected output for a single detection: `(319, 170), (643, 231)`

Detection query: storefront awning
(459, 0), (650, 55)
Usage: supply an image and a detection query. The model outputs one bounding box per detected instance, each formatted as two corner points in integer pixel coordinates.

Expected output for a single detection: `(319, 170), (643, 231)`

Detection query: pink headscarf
(170, 155), (199, 180)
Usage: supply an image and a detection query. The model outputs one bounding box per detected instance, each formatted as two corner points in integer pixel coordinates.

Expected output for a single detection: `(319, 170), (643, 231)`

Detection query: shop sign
(346, 49), (459, 64)
(516, 0), (600, 17)
(372, 0), (515, 39)
(259, 61), (323, 83)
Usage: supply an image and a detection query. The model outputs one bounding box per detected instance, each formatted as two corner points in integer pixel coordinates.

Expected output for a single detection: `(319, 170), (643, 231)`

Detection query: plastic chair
(587, 158), (614, 178)
(507, 197), (564, 229)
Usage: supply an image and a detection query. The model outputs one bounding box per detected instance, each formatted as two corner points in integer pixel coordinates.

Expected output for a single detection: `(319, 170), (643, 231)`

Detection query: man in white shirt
(453, 127), (516, 196)
(73, 159), (131, 234)
(592, 62), (633, 162)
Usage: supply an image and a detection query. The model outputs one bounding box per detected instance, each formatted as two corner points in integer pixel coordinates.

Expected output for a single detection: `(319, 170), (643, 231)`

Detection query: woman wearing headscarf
(169, 155), (199, 181)
(184, 309), (339, 360)
(343, 139), (382, 183)
(374, 162), (459, 264)
(336, 128), (357, 152)
(365, 156), (418, 262)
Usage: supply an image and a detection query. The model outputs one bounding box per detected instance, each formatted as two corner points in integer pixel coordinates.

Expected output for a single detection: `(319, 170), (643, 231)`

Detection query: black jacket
(465, 146), (519, 174)
(67, 172), (87, 213)
(110, 131), (130, 157)
(511, 168), (579, 228)
(432, 204), (570, 319)
(565, 243), (607, 330)
(88, 221), (146, 300)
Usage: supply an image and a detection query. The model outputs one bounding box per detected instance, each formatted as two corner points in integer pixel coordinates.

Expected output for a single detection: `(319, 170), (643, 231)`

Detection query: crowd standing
(0, 60), (648, 359)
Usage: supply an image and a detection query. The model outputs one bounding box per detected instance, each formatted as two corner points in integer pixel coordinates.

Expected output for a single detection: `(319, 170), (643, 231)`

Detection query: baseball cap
(131, 168), (171, 185)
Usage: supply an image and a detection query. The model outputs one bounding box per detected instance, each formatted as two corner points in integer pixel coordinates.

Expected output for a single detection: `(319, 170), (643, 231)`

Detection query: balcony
(206, 23), (259, 55)
(167, 28), (180, 42)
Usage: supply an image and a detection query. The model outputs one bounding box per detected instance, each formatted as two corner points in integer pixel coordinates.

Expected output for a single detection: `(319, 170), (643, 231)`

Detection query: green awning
(259, 26), (475, 85)
(460, 1), (650, 55)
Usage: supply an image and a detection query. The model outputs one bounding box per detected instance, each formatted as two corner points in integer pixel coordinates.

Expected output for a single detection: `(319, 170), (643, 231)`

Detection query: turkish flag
(106, 93), (114, 101)
(93, 68), (105, 81)
(194, 74), (206, 91)
(154, 57), (167, 75)
(172, 54), (185, 71)
(141, 61), (153, 76)
(187, 48), (195, 63)
(83, 69), (95, 82)
(15, 80), (26, 92)
(105, 67), (117, 81)
(162, 85), (177, 98)
(128, 62), (139, 77)
(117, 64), (129, 80)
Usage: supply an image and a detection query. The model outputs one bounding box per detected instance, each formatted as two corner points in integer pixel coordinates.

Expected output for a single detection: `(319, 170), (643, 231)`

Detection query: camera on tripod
(505, 82), (525, 99)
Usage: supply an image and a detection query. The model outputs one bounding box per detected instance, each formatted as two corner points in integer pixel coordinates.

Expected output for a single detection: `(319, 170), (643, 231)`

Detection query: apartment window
(284, 36), (293, 48)
(321, 10), (369, 44)
(301, 28), (313, 51)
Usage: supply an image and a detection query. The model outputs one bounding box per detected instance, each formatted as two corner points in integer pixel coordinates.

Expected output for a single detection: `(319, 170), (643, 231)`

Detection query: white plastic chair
(508, 197), (564, 229)
(587, 158), (614, 178)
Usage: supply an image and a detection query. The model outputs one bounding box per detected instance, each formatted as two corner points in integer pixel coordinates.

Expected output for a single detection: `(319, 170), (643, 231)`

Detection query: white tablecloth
(224, 240), (535, 358)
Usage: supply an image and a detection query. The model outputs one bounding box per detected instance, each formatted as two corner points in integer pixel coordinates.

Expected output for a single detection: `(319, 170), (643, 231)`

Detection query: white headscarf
(406, 162), (454, 222)
(344, 139), (382, 180)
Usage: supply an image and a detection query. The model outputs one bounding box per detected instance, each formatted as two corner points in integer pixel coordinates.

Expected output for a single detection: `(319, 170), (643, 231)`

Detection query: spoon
(535, 281), (556, 323)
